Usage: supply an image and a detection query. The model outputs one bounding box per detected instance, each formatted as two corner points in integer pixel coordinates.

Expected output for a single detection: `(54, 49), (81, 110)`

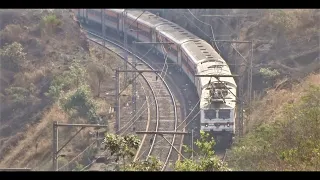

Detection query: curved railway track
(84, 29), (181, 170)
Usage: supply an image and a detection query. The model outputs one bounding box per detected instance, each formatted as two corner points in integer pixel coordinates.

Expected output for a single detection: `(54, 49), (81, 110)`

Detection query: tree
(103, 133), (141, 170)
(68, 61), (87, 88)
(87, 63), (108, 97)
(174, 130), (231, 171)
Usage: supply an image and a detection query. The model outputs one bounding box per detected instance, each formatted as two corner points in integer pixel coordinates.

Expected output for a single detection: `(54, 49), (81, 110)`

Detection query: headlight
(205, 123), (208, 127)
(227, 123), (230, 127)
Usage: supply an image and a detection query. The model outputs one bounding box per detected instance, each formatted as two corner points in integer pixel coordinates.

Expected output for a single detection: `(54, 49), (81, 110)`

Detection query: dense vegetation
(99, 130), (229, 171)
(227, 83), (320, 171)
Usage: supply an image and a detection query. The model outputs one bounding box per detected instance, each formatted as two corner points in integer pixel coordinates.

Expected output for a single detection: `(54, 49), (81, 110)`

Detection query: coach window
(204, 109), (216, 120)
(218, 109), (230, 119)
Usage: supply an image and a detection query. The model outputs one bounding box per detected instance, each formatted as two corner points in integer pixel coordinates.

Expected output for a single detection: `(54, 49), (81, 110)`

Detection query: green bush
(62, 85), (98, 123)
(174, 130), (230, 171)
(103, 133), (141, 170)
(40, 13), (62, 34)
(73, 161), (84, 171)
(259, 67), (280, 79)
(46, 61), (87, 101)
(124, 156), (162, 171)
(5, 84), (36, 106)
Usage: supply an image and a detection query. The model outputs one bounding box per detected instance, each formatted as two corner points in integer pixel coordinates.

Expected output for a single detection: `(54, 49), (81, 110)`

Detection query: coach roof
(126, 10), (170, 29)
(156, 23), (200, 45)
(181, 39), (225, 64)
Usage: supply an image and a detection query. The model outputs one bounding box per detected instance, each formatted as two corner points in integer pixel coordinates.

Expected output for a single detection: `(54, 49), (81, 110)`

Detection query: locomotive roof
(156, 23), (200, 45)
(126, 10), (170, 29)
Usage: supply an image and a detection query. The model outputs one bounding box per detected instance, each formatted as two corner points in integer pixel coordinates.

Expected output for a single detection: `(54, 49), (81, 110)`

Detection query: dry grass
(0, 24), (24, 44)
(0, 104), (69, 168)
(245, 73), (320, 133)
(260, 9), (319, 37)
(12, 67), (48, 87)
(0, 9), (95, 169)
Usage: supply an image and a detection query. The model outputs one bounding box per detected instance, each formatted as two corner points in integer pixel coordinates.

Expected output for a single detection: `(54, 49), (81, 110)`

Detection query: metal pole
(191, 129), (194, 160)
(249, 41), (253, 105)
(101, 9), (105, 59)
(96, 131), (100, 149)
(136, 131), (190, 135)
(115, 68), (120, 134)
(52, 121), (58, 171)
(132, 41), (137, 117)
(51, 122), (107, 171)
(123, 10), (128, 87)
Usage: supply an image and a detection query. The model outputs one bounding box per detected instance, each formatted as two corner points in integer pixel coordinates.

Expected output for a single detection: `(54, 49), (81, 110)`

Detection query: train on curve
(73, 9), (237, 140)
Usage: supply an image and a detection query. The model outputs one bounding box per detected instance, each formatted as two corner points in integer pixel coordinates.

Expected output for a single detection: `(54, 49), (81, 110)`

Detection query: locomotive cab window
(218, 109), (230, 119)
(204, 109), (216, 119)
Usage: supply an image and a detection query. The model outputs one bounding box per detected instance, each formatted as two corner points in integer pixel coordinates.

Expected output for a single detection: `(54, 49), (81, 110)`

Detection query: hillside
(226, 73), (320, 171)
(0, 9), (125, 170)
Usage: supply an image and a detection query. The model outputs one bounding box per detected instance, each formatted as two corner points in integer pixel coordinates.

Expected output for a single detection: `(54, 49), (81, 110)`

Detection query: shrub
(259, 67), (280, 79)
(5, 84), (36, 106)
(40, 13), (62, 34)
(0, 42), (26, 71)
(174, 130), (230, 171)
(61, 85), (99, 123)
(0, 24), (23, 43)
(102, 133), (141, 170)
(46, 61), (87, 101)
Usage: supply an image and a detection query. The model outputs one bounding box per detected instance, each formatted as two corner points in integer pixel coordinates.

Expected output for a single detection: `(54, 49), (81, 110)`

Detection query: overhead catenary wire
(78, 37), (172, 171)
(186, 9), (221, 54)
(115, 46), (158, 135)
(57, 140), (96, 171)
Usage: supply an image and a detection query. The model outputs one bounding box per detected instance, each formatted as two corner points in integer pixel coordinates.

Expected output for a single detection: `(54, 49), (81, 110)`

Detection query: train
(73, 9), (237, 139)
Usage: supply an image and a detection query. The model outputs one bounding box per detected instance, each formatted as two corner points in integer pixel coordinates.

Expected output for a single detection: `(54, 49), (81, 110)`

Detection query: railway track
(84, 28), (182, 170)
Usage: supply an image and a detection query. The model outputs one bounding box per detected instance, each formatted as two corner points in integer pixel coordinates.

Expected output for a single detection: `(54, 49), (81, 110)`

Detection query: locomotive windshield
(218, 109), (230, 119)
(204, 109), (216, 119)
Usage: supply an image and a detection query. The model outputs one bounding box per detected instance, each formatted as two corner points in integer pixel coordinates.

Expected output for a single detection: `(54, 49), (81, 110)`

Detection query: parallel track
(84, 29), (180, 170)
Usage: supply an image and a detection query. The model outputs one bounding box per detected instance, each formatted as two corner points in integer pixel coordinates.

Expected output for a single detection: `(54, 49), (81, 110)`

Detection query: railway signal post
(52, 122), (107, 171)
